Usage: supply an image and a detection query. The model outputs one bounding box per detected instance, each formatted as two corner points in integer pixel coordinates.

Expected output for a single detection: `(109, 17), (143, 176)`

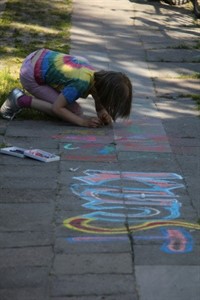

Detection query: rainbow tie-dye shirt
(34, 49), (96, 103)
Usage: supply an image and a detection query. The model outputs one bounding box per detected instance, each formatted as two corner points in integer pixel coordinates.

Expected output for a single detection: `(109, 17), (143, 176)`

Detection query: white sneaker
(0, 88), (24, 120)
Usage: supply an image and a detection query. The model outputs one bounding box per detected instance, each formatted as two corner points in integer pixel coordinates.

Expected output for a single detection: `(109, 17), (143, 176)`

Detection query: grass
(190, 94), (200, 110)
(194, 40), (200, 49)
(168, 40), (200, 50)
(180, 93), (200, 111)
(0, 0), (72, 119)
(177, 72), (200, 79)
(177, 72), (200, 111)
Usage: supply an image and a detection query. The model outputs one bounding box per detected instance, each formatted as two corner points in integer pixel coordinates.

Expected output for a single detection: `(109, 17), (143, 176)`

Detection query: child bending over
(0, 49), (132, 127)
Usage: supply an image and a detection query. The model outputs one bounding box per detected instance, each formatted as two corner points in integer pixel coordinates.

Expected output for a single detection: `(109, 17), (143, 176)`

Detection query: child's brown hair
(94, 71), (132, 121)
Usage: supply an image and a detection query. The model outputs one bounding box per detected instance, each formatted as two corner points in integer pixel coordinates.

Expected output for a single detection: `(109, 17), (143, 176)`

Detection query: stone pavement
(0, 0), (200, 299)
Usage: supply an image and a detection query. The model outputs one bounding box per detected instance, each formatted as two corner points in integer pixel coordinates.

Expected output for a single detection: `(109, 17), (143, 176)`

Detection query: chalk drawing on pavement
(63, 170), (200, 254)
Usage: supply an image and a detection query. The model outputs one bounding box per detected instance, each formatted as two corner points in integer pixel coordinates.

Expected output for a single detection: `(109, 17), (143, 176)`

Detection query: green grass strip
(0, 0), (71, 119)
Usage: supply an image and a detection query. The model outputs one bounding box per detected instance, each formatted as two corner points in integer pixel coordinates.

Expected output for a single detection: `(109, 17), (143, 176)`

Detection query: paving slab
(0, 288), (49, 300)
(0, 188), (55, 203)
(50, 274), (137, 297)
(0, 247), (53, 268)
(0, 266), (49, 288)
(0, 231), (53, 248)
(153, 78), (200, 96)
(53, 253), (133, 275)
(135, 265), (200, 300)
(0, 203), (54, 231)
(148, 62), (200, 77)
(147, 49), (200, 62)
(54, 236), (131, 254)
(51, 296), (135, 300)
(0, 0), (199, 299)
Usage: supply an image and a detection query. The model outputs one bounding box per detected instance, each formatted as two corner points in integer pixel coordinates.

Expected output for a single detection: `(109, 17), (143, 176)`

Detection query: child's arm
(52, 94), (101, 127)
(94, 99), (112, 125)
(92, 91), (112, 125)
(97, 108), (112, 125)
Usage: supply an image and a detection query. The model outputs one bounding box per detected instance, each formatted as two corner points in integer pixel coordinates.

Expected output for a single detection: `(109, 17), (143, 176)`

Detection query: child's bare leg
(0, 86), (83, 120)
(29, 97), (83, 117)
(30, 97), (54, 116)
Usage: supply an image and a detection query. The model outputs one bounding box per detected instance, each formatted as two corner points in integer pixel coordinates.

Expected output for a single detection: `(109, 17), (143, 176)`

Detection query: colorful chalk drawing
(52, 117), (171, 163)
(64, 143), (80, 150)
(114, 117), (172, 152)
(52, 132), (116, 161)
(63, 143), (115, 154)
(63, 170), (200, 254)
(62, 143), (116, 161)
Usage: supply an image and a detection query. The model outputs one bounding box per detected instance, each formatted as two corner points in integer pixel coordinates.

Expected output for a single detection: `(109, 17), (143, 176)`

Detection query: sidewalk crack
(125, 219), (140, 300)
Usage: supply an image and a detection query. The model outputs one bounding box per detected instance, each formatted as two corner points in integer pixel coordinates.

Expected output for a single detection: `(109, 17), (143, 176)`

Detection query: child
(0, 49), (132, 127)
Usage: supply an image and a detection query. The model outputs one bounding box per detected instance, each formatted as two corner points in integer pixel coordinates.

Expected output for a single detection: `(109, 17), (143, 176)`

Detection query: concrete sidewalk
(0, 0), (200, 299)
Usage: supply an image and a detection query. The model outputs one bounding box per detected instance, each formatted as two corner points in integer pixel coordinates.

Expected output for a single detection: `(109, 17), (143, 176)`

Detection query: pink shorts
(20, 51), (59, 104)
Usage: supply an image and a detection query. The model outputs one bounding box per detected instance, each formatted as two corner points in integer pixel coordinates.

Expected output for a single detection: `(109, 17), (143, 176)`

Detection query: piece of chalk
(69, 167), (79, 172)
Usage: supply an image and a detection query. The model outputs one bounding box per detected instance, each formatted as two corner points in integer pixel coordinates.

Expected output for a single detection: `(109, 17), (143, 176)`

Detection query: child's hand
(97, 109), (112, 125)
(84, 117), (102, 128)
